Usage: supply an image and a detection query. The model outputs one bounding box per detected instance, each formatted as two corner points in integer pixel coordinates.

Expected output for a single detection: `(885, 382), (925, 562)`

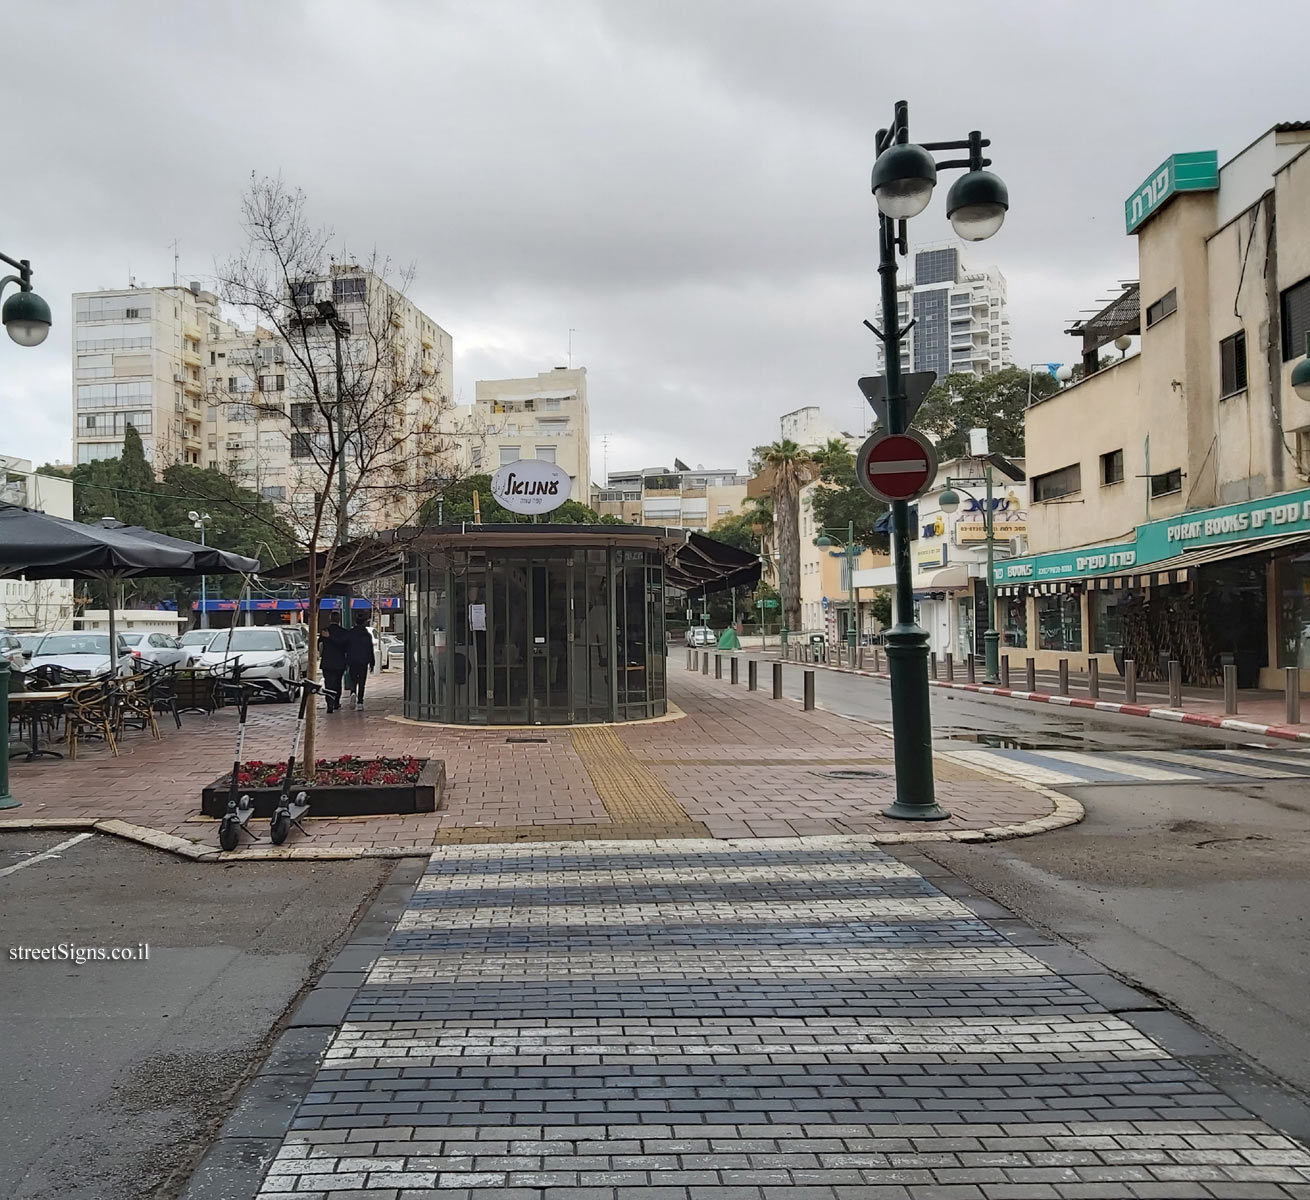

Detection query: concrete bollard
(772, 661), (783, 700)
(1025, 657), (1036, 692)
(1058, 658), (1069, 696)
(714, 654), (722, 679)
(1168, 659), (1182, 709)
(966, 655), (976, 684)
(1286, 667), (1301, 725)
(945, 652), (955, 682)
(686, 648), (692, 671)
(1223, 663), (1237, 715)
(1124, 659), (1137, 703)
(999, 654), (1009, 688)
(803, 670), (815, 711)
(730, 657), (739, 685)
(748, 660), (758, 691)
(702, 652), (709, 675)
(1088, 658), (1099, 700)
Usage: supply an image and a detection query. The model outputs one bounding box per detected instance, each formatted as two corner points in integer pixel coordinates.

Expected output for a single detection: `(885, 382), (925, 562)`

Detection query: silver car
(118, 631), (193, 669)
(28, 632), (135, 678)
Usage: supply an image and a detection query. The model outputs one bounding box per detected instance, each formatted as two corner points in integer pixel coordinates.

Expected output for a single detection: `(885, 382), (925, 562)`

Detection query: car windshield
(37, 633), (112, 656)
(119, 633), (145, 646)
(207, 630), (284, 652)
(179, 630), (216, 646)
(17, 634), (45, 650)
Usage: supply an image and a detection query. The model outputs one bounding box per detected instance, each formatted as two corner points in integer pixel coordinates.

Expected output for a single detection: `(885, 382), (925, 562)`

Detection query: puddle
(939, 730), (1231, 752)
(941, 733), (1074, 750)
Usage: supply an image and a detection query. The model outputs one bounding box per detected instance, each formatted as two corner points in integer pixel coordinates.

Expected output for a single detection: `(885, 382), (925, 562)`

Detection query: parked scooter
(268, 676), (324, 845)
(217, 658), (264, 851)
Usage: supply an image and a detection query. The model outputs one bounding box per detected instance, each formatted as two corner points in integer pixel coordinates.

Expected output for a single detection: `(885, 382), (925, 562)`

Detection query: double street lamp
(188, 511), (212, 629)
(814, 520), (863, 655)
(868, 101), (1007, 822)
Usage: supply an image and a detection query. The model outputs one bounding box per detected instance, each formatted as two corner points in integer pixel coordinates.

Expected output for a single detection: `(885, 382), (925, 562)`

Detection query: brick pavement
(245, 840), (1310, 1198)
(3, 662), (1072, 854)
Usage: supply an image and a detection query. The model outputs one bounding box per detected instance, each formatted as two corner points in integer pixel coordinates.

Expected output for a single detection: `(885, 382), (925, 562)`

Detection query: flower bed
(200, 755), (445, 818)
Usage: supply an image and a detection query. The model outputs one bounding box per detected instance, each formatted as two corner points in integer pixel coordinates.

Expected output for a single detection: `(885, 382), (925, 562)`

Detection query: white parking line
(0, 832), (95, 878)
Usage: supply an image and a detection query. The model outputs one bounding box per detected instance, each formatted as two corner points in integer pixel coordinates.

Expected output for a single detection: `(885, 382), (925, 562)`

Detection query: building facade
(592, 464), (747, 532)
(1008, 124), (1310, 688)
(0, 457), (75, 631)
(875, 243), (1012, 381)
(457, 368), (590, 504)
(797, 484), (890, 641)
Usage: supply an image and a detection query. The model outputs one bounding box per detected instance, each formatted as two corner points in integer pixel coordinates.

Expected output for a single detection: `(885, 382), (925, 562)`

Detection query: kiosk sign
(490, 459), (572, 515)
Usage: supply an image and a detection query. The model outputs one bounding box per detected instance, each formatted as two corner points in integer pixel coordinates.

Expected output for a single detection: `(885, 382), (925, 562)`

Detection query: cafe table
(7, 690), (72, 761)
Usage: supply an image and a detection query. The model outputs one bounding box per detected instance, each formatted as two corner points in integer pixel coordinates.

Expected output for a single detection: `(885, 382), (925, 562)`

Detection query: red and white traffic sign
(855, 430), (938, 503)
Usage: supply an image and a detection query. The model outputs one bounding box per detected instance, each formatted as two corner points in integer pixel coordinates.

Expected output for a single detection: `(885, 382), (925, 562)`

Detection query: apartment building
(461, 368), (590, 503)
(874, 243), (1012, 381)
(0, 457), (74, 630)
(71, 282), (241, 468)
(1004, 123), (1310, 688)
(592, 463), (748, 531)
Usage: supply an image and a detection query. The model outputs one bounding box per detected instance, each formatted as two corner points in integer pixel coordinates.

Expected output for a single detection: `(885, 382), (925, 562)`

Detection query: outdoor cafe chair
(62, 680), (119, 760)
(116, 672), (162, 741)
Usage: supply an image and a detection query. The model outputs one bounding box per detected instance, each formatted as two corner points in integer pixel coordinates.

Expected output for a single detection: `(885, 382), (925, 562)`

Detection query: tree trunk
(775, 485), (801, 633)
(302, 549), (318, 780)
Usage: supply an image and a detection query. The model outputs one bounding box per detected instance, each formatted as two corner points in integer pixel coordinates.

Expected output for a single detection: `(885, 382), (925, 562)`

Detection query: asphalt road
(744, 656), (1310, 1098)
(0, 831), (389, 1200)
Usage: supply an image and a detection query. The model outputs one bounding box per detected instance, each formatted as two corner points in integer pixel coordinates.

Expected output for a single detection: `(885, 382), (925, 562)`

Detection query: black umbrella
(94, 518), (260, 574)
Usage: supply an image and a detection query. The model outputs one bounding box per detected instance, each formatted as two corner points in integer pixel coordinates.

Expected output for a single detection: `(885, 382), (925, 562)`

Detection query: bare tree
(216, 175), (456, 771)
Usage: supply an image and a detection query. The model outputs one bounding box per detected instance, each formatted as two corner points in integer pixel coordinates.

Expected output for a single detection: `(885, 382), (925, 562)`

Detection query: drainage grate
(817, 768), (886, 780)
(506, 736), (549, 744)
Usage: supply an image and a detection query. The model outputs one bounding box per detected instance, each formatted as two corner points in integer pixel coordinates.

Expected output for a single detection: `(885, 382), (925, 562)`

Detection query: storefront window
(1037, 593), (1082, 652)
(1091, 589), (1131, 653)
(999, 596), (1027, 648)
(1275, 552), (1310, 668)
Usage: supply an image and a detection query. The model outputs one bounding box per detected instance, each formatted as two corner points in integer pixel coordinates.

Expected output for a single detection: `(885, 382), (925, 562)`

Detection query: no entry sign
(855, 430), (938, 503)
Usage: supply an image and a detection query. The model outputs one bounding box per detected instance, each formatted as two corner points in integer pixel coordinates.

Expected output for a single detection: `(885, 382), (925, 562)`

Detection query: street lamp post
(939, 465), (1000, 683)
(0, 252), (52, 809)
(868, 100), (1007, 821)
(188, 511), (211, 628)
(815, 520), (859, 656)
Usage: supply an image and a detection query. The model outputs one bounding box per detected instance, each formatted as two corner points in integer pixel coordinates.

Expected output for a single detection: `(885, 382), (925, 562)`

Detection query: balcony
(421, 331), (434, 349)
(183, 376), (203, 395)
(183, 322), (203, 341)
(182, 346), (203, 367)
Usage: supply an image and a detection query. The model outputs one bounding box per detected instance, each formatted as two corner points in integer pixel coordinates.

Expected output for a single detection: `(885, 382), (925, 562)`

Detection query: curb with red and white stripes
(780, 658), (1310, 745)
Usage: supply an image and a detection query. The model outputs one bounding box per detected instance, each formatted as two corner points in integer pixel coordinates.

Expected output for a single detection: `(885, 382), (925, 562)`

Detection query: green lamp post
(815, 520), (862, 655)
(0, 252), (53, 809)
(868, 101), (1008, 822)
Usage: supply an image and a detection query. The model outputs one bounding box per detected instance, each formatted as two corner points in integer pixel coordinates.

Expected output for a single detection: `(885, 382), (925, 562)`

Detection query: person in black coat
(318, 616), (349, 712)
(344, 614), (376, 709)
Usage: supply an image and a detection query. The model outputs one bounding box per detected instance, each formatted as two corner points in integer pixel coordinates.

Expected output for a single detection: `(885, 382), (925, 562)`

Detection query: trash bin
(809, 633), (827, 663)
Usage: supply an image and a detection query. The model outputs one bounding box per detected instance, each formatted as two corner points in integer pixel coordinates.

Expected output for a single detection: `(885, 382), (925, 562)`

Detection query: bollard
(930, 651), (938, 680)
(945, 652), (955, 682)
(966, 655), (976, 684)
(1124, 658), (1137, 703)
(1168, 659), (1182, 709)
(1223, 663), (1237, 715)
(874, 646), (882, 673)
(702, 652), (709, 675)
(691, 650), (698, 671)
(1058, 658), (1069, 695)
(715, 654), (722, 679)
(748, 660), (758, 691)
(803, 670), (815, 711)
(686, 647), (692, 671)
(1089, 658), (1099, 700)
(772, 661), (783, 699)
(1286, 667), (1301, 725)
(999, 654), (1009, 688)
(730, 657), (739, 685)
(1025, 656), (1036, 692)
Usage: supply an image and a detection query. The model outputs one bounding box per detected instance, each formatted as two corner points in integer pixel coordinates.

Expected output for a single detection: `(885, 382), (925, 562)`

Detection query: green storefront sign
(995, 487), (1310, 584)
(1124, 150), (1219, 234)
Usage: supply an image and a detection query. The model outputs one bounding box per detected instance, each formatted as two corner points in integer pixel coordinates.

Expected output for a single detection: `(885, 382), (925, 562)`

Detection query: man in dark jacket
(344, 613), (376, 709)
(318, 616), (348, 712)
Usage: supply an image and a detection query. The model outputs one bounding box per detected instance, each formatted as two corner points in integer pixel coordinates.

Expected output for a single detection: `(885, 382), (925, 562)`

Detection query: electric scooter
(217, 657), (262, 852)
(268, 676), (324, 845)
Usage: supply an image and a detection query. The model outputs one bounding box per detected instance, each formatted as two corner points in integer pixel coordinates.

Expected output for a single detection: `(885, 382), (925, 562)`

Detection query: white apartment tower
(874, 243), (1012, 381)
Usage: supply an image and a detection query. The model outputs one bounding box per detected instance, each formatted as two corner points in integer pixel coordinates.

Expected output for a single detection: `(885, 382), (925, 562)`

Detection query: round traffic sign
(855, 429), (938, 503)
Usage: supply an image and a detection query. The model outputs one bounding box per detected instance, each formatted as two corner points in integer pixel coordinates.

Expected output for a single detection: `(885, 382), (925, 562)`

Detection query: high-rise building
(460, 368), (591, 502)
(874, 243), (1012, 381)
(0, 457), (74, 631)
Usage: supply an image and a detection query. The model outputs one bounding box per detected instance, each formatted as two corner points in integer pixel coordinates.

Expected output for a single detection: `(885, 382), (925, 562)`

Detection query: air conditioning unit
(173, 372), (184, 382)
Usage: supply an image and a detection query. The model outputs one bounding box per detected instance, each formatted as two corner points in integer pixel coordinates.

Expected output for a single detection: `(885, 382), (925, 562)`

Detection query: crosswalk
(943, 743), (1310, 786)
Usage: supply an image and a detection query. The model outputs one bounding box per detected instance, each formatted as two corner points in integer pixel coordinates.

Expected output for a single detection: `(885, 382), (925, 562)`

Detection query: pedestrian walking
(318, 615), (348, 712)
(345, 613), (376, 709)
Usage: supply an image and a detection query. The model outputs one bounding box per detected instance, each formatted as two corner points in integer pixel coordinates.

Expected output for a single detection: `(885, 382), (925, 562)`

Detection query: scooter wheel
(270, 810), (291, 845)
(218, 819), (240, 852)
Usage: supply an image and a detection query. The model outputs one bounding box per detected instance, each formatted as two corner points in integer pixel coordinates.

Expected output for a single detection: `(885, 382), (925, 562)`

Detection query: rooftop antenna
(568, 328), (577, 368)
(169, 238), (179, 286)
(602, 433), (609, 482)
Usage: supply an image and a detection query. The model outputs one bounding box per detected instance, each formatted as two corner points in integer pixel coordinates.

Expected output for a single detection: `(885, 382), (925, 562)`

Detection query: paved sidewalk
(2, 664), (1071, 856)
(234, 839), (1310, 1198)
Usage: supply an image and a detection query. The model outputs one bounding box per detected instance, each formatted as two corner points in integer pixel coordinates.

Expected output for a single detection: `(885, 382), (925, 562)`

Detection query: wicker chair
(63, 681), (119, 759)
(116, 673), (161, 740)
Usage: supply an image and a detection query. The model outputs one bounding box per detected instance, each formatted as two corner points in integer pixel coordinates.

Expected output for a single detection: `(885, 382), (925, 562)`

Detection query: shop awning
(668, 531), (762, 598)
(1085, 533), (1310, 590)
(921, 564), (971, 590)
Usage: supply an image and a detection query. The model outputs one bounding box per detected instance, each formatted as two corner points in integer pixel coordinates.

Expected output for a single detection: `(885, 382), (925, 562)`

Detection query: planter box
(201, 758), (445, 818)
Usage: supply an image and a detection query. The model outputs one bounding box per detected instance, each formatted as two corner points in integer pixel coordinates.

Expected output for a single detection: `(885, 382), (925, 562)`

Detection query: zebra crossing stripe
(1028, 750), (1188, 782)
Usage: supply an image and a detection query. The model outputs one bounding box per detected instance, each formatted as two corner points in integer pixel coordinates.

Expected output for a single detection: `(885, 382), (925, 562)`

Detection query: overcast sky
(4, 0), (1307, 480)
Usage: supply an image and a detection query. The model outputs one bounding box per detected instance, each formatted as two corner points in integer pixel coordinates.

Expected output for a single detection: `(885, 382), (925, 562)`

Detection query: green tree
(750, 439), (819, 634)
(708, 511), (766, 556)
(806, 440), (889, 553)
(867, 588), (893, 629)
(915, 366), (1056, 460)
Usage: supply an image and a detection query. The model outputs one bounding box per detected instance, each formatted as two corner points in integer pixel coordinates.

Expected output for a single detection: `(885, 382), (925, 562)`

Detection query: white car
(118, 631), (192, 670)
(178, 629), (219, 663)
(0, 632), (25, 671)
(381, 634), (404, 663)
(28, 632), (135, 678)
(685, 626), (716, 647)
(371, 628), (391, 670)
(283, 625), (310, 674)
(197, 627), (300, 700)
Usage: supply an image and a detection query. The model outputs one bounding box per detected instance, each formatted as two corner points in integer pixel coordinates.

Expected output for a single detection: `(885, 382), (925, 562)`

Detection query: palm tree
(752, 439), (818, 633)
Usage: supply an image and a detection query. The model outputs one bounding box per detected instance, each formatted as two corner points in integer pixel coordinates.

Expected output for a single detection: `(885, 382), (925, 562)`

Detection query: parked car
(117, 631), (193, 669)
(16, 632), (47, 661)
(28, 631), (134, 678)
(178, 629), (219, 662)
(381, 634), (404, 661)
(282, 625), (310, 674)
(371, 628), (391, 670)
(196, 627), (300, 700)
(0, 632), (26, 670)
(685, 626), (716, 647)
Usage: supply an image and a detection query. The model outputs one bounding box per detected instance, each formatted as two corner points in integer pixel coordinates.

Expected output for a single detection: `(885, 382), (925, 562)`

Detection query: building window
(1032, 463), (1081, 501)
(1280, 275), (1310, 362)
(1150, 468), (1183, 498)
(1145, 288), (1177, 328)
(260, 485), (286, 501)
(1220, 330), (1247, 396)
(471, 446), (482, 469)
(999, 595), (1027, 648)
(290, 403), (318, 428)
(333, 276), (367, 304)
(534, 445), (557, 464)
(290, 280), (316, 307)
(1100, 449), (1124, 486)
(1037, 593), (1082, 652)
(1091, 589), (1131, 653)
(290, 432), (315, 459)
(499, 446), (520, 467)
